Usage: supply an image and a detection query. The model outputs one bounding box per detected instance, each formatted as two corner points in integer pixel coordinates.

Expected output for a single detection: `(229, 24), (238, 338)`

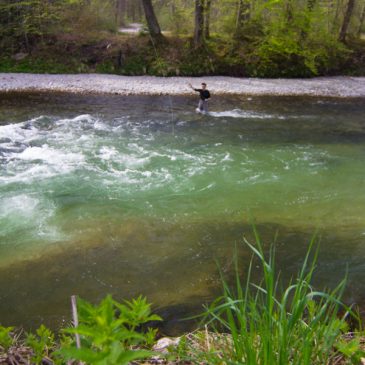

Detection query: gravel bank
(1, 73), (365, 97)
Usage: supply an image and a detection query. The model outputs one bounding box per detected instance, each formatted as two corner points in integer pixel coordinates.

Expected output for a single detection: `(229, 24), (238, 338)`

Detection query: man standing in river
(189, 82), (211, 113)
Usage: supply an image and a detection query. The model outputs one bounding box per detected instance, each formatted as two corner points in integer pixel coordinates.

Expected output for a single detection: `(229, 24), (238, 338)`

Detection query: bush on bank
(0, 32), (364, 78)
(0, 237), (364, 364)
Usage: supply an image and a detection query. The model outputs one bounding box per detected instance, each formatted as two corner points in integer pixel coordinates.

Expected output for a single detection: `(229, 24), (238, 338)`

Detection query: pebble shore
(1, 73), (365, 97)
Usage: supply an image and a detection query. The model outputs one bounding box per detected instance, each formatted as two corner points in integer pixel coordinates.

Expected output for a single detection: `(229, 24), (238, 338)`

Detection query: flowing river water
(0, 92), (365, 333)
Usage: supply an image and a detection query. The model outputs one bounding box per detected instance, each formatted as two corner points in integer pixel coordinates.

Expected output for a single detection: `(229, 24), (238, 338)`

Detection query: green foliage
(25, 325), (56, 364)
(0, 0), (363, 76)
(95, 60), (117, 74)
(196, 231), (364, 364)
(144, 327), (159, 347)
(149, 57), (173, 76)
(157, 0), (194, 36)
(0, 0), (67, 50)
(0, 0), (118, 52)
(0, 325), (14, 351)
(217, 0), (240, 35)
(236, 0), (351, 77)
(0, 56), (78, 73)
(58, 295), (161, 365)
(63, 0), (118, 34)
(0, 295), (163, 365)
(0, 287), (363, 365)
(119, 54), (148, 75)
(173, 334), (189, 361)
(336, 337), (365, 363)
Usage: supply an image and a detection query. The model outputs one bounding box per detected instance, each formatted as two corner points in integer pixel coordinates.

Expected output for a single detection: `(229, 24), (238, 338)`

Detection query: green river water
(0, 93), (364, 333)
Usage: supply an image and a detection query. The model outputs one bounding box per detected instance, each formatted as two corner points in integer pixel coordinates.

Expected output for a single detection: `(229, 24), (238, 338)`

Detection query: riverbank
(1, 74), (365, 97)
(1, 239), (365, 364)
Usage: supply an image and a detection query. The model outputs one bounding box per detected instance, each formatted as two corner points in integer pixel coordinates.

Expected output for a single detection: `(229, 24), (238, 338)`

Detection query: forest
(0, 0), (364, 78)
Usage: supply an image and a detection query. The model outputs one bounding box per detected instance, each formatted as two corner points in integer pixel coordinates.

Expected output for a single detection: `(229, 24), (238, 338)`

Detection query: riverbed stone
(153, 336), (181, 353)
(0, 74), (364, 97)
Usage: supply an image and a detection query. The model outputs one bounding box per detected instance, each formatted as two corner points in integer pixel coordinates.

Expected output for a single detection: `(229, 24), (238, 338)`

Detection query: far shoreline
(1, 73), (365, 98)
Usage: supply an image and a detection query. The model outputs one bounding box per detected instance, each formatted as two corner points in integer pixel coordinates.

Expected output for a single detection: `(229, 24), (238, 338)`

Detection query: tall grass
(199, 229), (363, 365)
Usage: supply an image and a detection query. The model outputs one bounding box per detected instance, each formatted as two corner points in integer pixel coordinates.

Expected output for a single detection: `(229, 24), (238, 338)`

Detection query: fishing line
(168, 94), (175, 134)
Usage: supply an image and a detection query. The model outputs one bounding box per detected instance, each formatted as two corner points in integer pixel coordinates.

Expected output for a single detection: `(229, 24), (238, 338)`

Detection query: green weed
(0, 57), (77, 73)
(25, 324), (56, 364)
(0, 325), (14, 351)
(196, 230), (364, 365)
(58, 294), (161, 365)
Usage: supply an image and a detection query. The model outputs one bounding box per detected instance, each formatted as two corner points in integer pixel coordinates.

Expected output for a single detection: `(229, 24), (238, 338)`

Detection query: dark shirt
(194, 88), (210, 100)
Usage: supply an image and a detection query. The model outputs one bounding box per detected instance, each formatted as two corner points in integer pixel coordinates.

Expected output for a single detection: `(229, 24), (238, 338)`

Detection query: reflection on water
(0, 93), (365, 333)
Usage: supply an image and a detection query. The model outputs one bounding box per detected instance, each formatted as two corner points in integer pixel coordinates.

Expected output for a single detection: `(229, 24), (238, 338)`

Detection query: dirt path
(118, 22), (143, 33)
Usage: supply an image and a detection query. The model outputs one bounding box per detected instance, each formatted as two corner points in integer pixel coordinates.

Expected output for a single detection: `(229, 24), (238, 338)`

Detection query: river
(0, 92), (364, 333)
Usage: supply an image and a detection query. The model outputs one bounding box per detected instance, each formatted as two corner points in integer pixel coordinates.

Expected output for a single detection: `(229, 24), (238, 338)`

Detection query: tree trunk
(307, 0), (316, 11)
(115, 0), (126, 27)
(285, 0), (294, 24)
(204, 0), (211, 39)
(141, 0), (163, 39)
(339, 0), (356, 41)
(170, 1), (176, 18)
(132, 0), (137, 21)
(236, 0), (250, 31)
(194, 0), (205, 47)
(331, 0), (341, 33)
(300, 0), (317, 39)
(128, 0), (139, 21)
(357, 3), (365, 37)
(137, 0), (143, 21)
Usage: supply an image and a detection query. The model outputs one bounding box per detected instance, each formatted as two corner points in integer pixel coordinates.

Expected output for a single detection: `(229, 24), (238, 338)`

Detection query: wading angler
(189, 82), (211, 114)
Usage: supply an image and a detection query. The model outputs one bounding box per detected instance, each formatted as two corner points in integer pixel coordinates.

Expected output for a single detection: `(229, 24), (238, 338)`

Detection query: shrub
(196, 231), (364, 364)
(25, 325), (56, 364)
(0, 325), (14, 351)
(58, 295), (161, 365)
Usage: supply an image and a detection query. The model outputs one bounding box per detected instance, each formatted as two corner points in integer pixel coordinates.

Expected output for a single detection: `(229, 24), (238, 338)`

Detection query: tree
(235, 0), (250, 35)
(357, 2), (365, 37)
(204, 0), (212, 39)
(194, 0), (205, 47)
(339, 0), (356, 41)
(0, 0), (68, 52)
(115, 0), (127, 26)
(285, 0), (294, 24)
(141, 0), (163, 39)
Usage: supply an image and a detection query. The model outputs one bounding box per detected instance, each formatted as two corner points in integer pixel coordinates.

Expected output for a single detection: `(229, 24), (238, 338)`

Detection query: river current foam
(1, 104), (364, 260)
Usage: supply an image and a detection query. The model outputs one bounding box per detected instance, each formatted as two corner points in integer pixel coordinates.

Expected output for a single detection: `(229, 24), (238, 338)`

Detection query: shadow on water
(0, 218), (364, 334)
(1, 92), (365, 333)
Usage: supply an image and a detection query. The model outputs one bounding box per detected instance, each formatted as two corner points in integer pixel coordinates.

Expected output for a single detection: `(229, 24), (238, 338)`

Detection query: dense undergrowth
(0, 31), (364, 77)
(0, 235), (364, 364)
